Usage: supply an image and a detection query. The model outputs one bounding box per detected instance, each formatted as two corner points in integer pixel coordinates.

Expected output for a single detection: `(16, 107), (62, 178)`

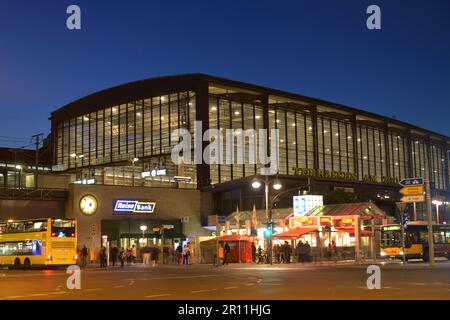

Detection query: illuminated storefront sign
(319, 216), (332, 227)
(113, 200), (156, 214)
(289, 216), (318, 228)
(141, 168), (167, 178)
(333, 217), (355, 228)
(293, 195), (323, 216)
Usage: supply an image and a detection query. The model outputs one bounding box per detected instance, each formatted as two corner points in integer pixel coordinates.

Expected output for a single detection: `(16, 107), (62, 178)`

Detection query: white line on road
(245, 283), (255, 286)
(2, 295), (25, 299)
(114, 285), (125, 288)
(223, 286), (238, 290)
(145, 293), (173, 298)
(29, 293), (48, 297)
(191, 289), (217, 294)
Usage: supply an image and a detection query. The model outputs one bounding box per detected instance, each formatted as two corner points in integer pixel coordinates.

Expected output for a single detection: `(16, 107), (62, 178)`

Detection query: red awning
(273, 227), (318, 240)
(336, 228), (373, 237)
(219, 235), (254, 242)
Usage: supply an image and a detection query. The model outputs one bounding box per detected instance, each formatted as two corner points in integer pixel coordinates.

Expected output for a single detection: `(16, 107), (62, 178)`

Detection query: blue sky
(0, 0), (449, 148)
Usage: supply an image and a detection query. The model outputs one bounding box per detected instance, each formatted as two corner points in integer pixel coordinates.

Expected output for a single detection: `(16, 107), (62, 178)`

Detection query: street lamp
(15, 165), (22, 189)
(432, 200), (443, 224)
(251, 176), (282, 264)
(140, 225), (147, 246)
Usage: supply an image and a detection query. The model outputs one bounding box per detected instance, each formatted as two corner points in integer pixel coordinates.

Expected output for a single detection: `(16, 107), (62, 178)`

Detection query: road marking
(29, 293), (48, 297)
(261, 283), (281, 286)
(128, 281), (135, 286)
(245, 283), (255, 286)
(49, 291), (66, 295)
(224, 286), (238, 290)
(85, 288), (102, 292)
(2, 295), (25, 299)
(191, 289), (217, 294)
(145, 293), (172, 298)
(114, 285), (125, 288)
(411, 282), (426, 286)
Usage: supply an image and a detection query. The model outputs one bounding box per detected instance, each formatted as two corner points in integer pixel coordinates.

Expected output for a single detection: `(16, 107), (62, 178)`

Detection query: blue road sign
(399, 178), (423, 187)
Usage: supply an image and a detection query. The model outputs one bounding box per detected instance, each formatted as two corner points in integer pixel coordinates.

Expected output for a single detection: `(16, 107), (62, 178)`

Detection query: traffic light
(264, 222), (275, 237)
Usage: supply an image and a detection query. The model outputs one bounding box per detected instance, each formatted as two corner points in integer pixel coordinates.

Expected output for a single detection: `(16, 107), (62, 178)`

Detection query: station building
(1, 74), (449, 257)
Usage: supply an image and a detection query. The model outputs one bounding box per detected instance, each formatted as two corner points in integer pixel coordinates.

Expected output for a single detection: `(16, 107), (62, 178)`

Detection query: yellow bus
(380, 222), (450, 261)
(0, 218), (77, 269)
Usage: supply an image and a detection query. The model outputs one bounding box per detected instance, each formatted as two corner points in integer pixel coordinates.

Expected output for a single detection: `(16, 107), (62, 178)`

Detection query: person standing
(110, 245), (119, 267)
(99, 246), (107, 268)
(223, 242), (231, 265)
(126, 247), (132, 265)
(163, 245), (169, 264)
(183, 244), (190, 265)
(131, 245), (137, 265)
(176, 243), (183, 265)
(251, 242), (256, 263)
(81, 245), (88, 268)
(142, 245), (150, 266)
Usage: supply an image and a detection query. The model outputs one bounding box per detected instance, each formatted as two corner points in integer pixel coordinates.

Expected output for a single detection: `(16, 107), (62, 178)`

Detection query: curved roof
(50, 73), (449, 141)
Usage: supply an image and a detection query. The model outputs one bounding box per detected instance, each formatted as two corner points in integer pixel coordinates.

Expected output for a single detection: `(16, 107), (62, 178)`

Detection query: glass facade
(55, 91), (197, 188)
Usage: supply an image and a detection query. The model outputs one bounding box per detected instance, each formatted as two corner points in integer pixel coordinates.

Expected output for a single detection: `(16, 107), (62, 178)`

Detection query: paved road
(1, 262), (450, 300)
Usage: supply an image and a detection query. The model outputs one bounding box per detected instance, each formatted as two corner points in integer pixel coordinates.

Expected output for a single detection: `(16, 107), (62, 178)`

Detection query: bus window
(405, 231), (419, 248)
(433, 231), (446, 244)
(51, 219), (75, 237)
(381, 229), (402, 248)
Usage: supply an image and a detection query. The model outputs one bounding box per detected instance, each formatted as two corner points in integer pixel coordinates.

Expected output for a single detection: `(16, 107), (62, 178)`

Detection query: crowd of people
(76, 242), (195, 268)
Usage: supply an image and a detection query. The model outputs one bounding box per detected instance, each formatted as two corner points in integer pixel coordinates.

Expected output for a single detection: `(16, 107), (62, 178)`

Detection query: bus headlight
(47, 255), (52, 261)
(73, 254), (78, 260)
(399, 251), (404, 255)
(380, 252), (386, 256)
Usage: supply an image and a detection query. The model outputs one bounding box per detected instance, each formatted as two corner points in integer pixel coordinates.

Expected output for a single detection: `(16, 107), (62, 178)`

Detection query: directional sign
(400, 185), (424, 196)
(401, 195), (425, 203)
(399, 178), (423, 187)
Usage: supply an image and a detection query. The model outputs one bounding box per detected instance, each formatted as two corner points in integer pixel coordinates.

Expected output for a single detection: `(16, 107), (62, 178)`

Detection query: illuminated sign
(289, 216), (318, 229)
(293, 195), (323, 216)
(141, 168), (167, 178)
(382, 225), (401, 231)
(320, 216), (332, 227)
(113, 200), (156, 214)
(333, 217), (355, 228)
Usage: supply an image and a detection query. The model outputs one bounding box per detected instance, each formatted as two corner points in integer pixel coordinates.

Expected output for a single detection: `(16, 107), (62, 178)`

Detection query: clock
(79, 194), (98, 216)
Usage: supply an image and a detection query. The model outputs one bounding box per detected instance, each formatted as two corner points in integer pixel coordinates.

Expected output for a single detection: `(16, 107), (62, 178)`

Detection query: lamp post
(15, 165), (22, 189)
(251, 175), (282, 264)
(432, 200), (443, 224)
(140, 225), (147, 247)
(70, 153), (84, 181)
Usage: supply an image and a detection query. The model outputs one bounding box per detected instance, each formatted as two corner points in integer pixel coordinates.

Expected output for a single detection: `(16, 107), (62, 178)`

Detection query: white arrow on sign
(401, 195), (425, 203)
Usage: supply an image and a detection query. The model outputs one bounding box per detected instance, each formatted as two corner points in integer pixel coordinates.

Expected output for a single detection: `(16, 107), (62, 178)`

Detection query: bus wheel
(13, 258), (21, 270)
(24, 258), (31, 269)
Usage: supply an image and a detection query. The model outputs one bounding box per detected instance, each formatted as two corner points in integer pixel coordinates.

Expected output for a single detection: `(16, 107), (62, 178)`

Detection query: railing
(0, 187), (68, 201)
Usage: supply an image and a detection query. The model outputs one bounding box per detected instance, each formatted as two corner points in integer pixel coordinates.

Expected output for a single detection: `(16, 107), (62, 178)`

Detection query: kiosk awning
(273, 227), (318, 240)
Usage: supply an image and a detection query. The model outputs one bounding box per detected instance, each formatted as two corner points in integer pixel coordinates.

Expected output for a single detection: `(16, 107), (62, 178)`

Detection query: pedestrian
(176, 243), (183, 265)
(222, 242), (230, 265)
(131, 245), (137, 264)
(327, 243), (333, 261)
(257, 245), (263, 264)
(279, 243), (285, 263)
(110, 245), (119, 267)
(126, 247), (132, 265)
(183, 244), (190, 265)
(275, 244), (281, 263)
(332, 240), (338, 263)
(163, 245), (169, 264)
(142, 245), (150, 266)
(81, 245), (88, 268)
(118, 247), (125, 267)
(99, 246), (107, 268)
(284, 241), (292, 264)
(251, 242), (256, 263)
(217, 244), (224, 266)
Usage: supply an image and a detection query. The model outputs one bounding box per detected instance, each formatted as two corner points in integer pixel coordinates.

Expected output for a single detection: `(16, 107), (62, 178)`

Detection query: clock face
(79, 195), (98, 216)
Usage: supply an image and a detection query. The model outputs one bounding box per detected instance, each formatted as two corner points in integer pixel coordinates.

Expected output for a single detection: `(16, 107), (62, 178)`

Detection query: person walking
(110, 245), (119, 267)
(118, 247), (125, 267)
(251, 242), (256, 263)
(222, 242), (230, 265)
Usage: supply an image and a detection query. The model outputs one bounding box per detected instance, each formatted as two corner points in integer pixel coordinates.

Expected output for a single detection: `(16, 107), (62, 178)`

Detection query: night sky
(1, 0), (449, 148)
